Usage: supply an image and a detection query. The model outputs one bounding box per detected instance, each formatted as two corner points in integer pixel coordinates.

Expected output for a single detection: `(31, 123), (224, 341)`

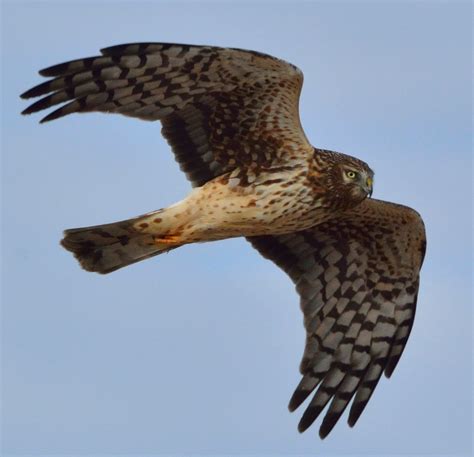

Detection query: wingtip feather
(319, 417), (336, 439)
(288, 388), (311, 412)
(20, 89), (33, 100)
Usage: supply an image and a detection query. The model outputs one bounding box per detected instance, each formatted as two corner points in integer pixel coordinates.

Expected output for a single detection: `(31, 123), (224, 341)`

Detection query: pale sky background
(1, 1), (472, 456)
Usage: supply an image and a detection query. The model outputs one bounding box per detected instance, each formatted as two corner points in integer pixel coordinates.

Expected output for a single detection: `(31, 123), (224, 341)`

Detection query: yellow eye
(346, 170), (357, 179)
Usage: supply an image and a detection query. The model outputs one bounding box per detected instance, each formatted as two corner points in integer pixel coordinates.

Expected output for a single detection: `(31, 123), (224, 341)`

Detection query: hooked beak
(365, 176), (373, 197)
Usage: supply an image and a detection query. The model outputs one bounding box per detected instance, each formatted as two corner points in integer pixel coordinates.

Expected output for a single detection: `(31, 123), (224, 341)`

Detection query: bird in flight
(21, 42), (426, 439)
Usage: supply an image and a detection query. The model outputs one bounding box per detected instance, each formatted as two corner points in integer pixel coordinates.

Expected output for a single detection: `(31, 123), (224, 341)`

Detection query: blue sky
(1, 1), (472, 456)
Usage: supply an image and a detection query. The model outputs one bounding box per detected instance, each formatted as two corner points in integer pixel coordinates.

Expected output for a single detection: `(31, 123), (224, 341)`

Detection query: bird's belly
(137, 172), (331, 244)
(181, 178), (330, 240)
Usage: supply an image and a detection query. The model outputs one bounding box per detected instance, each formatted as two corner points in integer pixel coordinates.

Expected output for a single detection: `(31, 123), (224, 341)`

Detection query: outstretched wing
(248, 198), (426, 438)
(21, 42), (312, 187)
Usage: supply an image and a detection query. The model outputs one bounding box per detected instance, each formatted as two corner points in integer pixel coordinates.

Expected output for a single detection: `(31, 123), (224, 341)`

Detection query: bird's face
(339, 165), (374, 200)
(313, 149), (374, 209)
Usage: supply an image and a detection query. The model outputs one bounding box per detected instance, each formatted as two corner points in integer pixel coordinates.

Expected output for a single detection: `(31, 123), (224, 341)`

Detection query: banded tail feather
(61, 211), (180, 274)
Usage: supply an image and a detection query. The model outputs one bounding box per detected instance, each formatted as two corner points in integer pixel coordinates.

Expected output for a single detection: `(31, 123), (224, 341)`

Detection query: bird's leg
(152, 234), (183, 245)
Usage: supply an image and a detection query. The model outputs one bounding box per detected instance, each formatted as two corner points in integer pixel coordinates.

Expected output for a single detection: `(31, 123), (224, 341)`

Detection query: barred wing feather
(21, 42), (312, 187)
(247, 198), (426, 438)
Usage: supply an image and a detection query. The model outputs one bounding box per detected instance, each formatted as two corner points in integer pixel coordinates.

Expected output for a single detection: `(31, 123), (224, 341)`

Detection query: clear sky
(1, 1), (472, 456)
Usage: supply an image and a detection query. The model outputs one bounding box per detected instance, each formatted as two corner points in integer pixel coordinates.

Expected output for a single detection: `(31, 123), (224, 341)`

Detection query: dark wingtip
(384, 357), (400, 378)
(20, 89), (33, 99)
(21, 95), (53, 116)
(21, 80), (55, 99)
(100, 42), (183, 56)
(319, 413), (339, 439)
(21, 106), (36, 115)
(39, 114), (54, 123)
(319, 428), (329, 439)
(288, 389), (311, 412)
(297, 404), (324, 434)
(297, 419), (310, 434)
(39, 68), (54, 77)
(100, 43), (135, 56)
(347, 402), (364, 428)
(39, 108), (66, 123)
(100, 42), (153, 56)
(39, 64), (65, 77)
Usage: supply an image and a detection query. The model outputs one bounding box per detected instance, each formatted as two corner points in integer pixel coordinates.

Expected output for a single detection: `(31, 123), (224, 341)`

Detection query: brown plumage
(21, 42), (426, 438)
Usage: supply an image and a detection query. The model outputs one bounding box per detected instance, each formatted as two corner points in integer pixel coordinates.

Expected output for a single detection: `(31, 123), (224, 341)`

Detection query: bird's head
(313, 149), (374, 209)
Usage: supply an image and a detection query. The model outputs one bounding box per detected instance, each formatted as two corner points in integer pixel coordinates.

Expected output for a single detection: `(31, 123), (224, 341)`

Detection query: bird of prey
(21, 42), (426, 439)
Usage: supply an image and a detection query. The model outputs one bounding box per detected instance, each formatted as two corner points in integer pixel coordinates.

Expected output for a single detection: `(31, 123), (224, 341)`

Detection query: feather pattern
(248, 198), (426, 438)
(21, 42), (427, 439)
(22, 42), (312, 187)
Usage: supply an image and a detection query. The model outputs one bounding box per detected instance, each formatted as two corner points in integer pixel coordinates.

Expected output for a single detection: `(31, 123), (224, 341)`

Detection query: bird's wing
(21, 42), (312, 187)
(247, 198), (426, 438)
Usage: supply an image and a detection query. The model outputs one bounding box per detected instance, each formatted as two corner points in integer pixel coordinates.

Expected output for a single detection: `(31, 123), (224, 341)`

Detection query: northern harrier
(21, 43), (426, 438)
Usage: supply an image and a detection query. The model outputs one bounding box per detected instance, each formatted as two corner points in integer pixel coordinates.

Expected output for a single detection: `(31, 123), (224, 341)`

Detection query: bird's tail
(61, 210), (182, 274)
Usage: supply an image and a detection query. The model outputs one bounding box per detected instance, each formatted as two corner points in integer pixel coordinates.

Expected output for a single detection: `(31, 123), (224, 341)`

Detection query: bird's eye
(346, 170), (357, 179)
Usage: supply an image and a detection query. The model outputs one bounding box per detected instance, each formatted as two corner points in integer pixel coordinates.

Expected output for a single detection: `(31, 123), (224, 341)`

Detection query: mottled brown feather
(21, 42), (312, 187)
